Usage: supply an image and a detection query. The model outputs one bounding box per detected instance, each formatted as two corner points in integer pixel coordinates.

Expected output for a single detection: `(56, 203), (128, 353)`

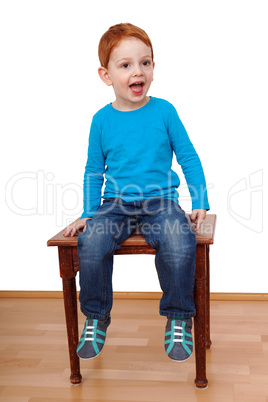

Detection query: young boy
(63, 23), (210, 362)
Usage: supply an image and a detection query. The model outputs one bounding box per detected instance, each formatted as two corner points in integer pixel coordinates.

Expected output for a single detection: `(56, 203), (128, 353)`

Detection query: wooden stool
(47, 214), (216, 389)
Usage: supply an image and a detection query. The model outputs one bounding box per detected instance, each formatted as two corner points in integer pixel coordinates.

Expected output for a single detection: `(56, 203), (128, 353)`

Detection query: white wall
(1, 0), (267, 292)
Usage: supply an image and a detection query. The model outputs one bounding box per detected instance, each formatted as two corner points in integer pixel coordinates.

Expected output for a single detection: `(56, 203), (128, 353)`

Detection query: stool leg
(194, 245), (208, 389)
(206, 245), (212, 349)
(59, 247), (82, 385)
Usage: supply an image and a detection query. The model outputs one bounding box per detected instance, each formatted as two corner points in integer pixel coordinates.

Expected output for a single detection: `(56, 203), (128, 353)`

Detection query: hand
(63, 217), (91, 237)
(189, 209), (206, 232)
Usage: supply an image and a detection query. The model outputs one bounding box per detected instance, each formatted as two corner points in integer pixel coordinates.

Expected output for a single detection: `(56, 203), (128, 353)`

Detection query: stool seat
(47, 214), (215, 248)
(47, 213), (216, 389)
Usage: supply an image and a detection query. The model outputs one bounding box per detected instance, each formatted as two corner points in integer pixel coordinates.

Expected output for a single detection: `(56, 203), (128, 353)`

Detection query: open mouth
(129, 82), (144, 94)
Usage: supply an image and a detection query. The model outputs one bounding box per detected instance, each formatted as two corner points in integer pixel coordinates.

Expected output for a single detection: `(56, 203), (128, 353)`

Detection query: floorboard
(0, 298), (268, 401)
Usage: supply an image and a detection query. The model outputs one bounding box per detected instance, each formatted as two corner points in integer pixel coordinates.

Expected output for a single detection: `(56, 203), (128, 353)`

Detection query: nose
(132, 63), (143, 76)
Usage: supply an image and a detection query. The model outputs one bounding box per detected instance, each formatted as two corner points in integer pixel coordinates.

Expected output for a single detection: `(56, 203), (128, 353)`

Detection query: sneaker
(164, 318), (193, 362)
(76, 317), (111, 359)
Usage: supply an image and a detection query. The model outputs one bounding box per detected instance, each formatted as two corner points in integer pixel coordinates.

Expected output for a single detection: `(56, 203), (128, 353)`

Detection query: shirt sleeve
(81, 117), (106, 218)
(167, 104), (210, 210)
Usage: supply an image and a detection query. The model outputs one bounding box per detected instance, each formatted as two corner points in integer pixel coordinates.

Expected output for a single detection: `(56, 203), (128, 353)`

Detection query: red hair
(98, 23), (154, 68)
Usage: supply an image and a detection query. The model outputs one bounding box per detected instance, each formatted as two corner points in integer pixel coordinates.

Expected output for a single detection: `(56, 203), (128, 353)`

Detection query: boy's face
(98, 37), (155, 110)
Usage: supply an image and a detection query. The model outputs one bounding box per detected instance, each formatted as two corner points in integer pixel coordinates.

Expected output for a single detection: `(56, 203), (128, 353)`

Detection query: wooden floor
(0, 298), (268, 402)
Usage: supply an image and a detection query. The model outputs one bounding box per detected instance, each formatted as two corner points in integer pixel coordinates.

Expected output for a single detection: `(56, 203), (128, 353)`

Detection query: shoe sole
(167, 352), (192, 362)
(76, 348), (103, 360)
(77, 346), (104, 360)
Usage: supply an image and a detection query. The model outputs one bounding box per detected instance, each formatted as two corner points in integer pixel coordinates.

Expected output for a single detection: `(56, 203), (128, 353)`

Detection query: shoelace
(173, 325), (184, 342)
(85, 325), (95, 341)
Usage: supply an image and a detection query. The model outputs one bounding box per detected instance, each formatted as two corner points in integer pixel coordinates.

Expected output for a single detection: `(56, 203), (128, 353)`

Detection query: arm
(167, 104), (210, 227)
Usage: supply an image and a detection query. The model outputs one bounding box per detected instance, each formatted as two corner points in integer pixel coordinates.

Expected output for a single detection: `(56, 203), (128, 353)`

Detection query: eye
(121, 63), (130, 68)
(142, 60), (151, 66)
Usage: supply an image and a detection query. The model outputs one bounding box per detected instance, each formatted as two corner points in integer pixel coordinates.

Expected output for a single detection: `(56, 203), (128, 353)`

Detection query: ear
(98, 66), (113, 86)
(152, 61), (155, 81)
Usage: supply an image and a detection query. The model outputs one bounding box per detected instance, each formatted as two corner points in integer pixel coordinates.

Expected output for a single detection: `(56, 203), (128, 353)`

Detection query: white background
(1, 0), (267, 293)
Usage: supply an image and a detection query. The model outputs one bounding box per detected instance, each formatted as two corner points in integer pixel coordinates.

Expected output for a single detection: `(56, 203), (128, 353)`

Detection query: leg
(139, 199), (196, 363)
(206, 245), (212, 349)
(58, 247), (82, 385)
(77, 200), (139, 319)
(140, 199), (197, 318)
(194, 245), (208, 389)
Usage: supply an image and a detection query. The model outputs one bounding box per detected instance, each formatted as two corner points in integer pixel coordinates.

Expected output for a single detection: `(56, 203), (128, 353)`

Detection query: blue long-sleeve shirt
(81, 96), (210, 218)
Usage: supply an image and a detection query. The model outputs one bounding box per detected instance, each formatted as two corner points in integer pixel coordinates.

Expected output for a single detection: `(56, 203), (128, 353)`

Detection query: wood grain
(1, 298), (268, 401)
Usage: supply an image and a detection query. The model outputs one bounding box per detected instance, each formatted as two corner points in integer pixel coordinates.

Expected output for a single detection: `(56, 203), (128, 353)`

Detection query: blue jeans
(77, 198), (197, 320)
